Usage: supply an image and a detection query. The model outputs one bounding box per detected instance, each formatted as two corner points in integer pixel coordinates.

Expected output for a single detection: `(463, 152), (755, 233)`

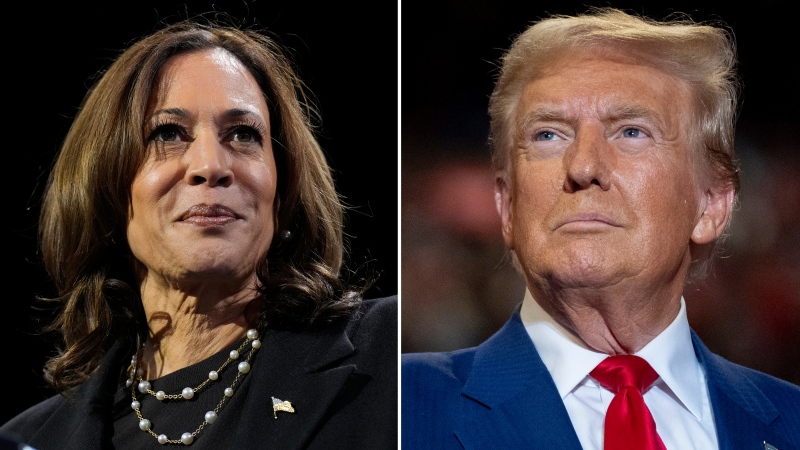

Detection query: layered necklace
(125, 329), (262, 445)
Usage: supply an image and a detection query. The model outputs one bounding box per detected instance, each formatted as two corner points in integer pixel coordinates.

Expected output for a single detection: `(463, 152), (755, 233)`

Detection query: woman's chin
(142, 262), (258, 293)
(143, 243), (265, 282)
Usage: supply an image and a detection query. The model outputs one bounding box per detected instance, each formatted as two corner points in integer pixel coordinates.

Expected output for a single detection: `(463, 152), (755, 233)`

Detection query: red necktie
(590, 355), (666, 450)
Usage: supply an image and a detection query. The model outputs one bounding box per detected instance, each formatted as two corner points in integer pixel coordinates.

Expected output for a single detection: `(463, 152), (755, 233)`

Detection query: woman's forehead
(146, 48), (270, 122)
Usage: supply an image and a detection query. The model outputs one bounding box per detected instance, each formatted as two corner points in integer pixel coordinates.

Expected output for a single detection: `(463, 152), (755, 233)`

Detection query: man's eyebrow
(518, 107), (572, 132)
(518, 104), (668, 132)
(602, 105), (664, 125)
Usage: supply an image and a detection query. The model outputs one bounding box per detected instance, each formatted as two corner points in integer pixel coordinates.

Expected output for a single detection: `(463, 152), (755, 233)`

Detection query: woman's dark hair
(39, 18), (367, 391)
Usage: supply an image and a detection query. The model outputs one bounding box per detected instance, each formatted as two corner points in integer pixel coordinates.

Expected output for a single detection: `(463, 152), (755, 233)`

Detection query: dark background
(5, 1), (397, 424)
(402, 0), (800, 387)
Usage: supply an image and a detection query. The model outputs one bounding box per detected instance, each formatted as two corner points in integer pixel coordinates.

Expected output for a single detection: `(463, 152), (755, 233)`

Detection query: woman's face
(127, 48), (277, 291)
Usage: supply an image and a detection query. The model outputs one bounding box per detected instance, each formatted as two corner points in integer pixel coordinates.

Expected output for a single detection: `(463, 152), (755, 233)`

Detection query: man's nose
(562, 125), (612, 192)
(184, 132), (233, 187)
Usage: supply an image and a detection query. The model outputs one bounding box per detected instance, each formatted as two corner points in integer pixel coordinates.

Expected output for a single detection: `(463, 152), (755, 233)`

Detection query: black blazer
(1, 296), (398, 449)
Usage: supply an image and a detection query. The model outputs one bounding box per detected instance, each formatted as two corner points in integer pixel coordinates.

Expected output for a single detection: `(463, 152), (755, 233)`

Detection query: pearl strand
(127, 328), (262, 445)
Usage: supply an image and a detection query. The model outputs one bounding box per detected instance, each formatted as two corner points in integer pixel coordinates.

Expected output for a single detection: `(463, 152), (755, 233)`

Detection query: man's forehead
(523, 44), (685, 90)
(515, 50), (692, 128)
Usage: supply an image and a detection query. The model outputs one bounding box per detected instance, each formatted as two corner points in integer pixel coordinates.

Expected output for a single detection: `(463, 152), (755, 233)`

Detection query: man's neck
(526, 280), (683, 354)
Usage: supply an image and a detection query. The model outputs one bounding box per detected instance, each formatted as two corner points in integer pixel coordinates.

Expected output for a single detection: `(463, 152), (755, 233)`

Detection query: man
(401, 8), (800, 450)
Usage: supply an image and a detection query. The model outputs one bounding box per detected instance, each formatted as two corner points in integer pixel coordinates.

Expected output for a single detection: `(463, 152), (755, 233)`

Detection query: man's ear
(495, 171), (514, 249)
(691, 183), (735, 245)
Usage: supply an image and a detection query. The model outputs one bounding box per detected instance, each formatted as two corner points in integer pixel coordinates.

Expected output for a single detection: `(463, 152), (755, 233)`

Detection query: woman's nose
(183, 133), (233, 187)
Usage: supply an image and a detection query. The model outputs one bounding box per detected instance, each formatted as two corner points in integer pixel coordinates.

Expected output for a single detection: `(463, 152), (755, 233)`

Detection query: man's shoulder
(402, 347), (477, 384)
(736, 362), (800, 395)
(400, 348), (478, 443)
(697, 336), (800, 442)
(402, 310), (529, 389)
(695, 333), (800, 400)
(706, 349), (800, 401)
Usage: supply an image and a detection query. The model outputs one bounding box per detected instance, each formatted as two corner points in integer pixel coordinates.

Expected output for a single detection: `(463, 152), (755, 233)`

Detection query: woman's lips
(180, 204), (239, 226)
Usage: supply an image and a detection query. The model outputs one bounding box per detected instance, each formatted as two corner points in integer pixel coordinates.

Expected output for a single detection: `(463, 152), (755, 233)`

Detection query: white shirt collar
(520, 288), (707, 421)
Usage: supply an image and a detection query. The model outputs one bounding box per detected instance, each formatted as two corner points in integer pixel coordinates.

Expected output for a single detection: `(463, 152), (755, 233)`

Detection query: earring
(280, 230), (292, 241)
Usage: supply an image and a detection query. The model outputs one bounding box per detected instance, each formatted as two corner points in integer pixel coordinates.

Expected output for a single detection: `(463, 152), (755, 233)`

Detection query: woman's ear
(691, 183), (735, 245)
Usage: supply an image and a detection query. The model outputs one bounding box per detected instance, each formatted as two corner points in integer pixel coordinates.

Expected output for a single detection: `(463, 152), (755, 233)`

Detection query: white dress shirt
(520, 289), (719, 450)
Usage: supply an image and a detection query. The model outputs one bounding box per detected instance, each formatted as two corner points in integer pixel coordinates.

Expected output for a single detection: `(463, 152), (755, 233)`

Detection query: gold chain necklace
(125, 329), (261, 445)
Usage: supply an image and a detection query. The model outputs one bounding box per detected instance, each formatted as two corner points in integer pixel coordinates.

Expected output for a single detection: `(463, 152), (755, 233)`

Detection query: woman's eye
(149, 125), (183, 142)
(231, 126), (261, 143)
(622, 128), (644, 138)
(534, 131), (558, 141)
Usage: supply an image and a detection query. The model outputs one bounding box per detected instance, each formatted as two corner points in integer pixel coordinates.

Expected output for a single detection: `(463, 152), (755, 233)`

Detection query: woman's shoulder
(0, 392), (69, 447)
(346, 295), (397, 334)
(356, 295), (397, 318)
(339, 295), (397, 362)
(1, 340), (131, 449)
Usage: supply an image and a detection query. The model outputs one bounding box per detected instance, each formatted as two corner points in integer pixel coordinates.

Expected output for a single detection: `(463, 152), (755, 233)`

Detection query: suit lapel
(27, 340), (134, 450)
(43, 368), (116, 450)
(455, 311), (583, 450)
(692, 332), (793, 450)
(233, 322), (357, 448)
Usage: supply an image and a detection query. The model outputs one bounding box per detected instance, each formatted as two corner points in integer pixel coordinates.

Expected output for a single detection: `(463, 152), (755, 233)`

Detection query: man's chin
(523, 256), (631, 291)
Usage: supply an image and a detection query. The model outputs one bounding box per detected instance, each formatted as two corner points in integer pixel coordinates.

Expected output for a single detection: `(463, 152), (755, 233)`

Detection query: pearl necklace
(126, 329), (262, 445)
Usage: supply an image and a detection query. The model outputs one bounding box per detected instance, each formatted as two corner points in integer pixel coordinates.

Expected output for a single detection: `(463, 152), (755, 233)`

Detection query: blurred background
(5, 1), (397, 424)
(401, 0), (800, 387)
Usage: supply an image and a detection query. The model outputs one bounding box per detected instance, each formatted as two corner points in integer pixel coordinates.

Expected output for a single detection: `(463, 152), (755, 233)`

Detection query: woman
(1, 19), (397, 449)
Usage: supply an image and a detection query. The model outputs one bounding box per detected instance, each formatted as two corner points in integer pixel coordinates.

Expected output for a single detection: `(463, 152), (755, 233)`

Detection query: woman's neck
(137, 274), (260, 379)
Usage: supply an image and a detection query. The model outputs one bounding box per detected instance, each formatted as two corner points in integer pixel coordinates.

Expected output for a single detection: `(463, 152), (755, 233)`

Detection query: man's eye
(535, 131), (557, 141)
(622, 128), (644, 138)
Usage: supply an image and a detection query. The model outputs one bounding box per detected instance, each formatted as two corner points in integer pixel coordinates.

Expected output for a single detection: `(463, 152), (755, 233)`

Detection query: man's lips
(180, 204), (239, 225)
(554, 213), (621, 230)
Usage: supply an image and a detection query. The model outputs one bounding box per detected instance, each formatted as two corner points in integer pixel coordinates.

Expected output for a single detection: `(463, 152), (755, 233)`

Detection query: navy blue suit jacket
(402, 309), (800, 449)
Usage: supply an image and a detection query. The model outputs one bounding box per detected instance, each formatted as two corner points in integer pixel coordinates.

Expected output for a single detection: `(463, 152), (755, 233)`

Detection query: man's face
(496, 50), (719, 292)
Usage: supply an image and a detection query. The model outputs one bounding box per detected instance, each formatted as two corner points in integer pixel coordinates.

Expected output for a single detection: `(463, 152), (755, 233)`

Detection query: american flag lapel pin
(272, 396), (295, 419)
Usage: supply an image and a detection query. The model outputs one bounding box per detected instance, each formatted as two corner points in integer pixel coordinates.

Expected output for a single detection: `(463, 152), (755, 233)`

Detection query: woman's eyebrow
(149, 107), (189, 118)
(221, 108), (263, 119)
(146, 108), (266, 123)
